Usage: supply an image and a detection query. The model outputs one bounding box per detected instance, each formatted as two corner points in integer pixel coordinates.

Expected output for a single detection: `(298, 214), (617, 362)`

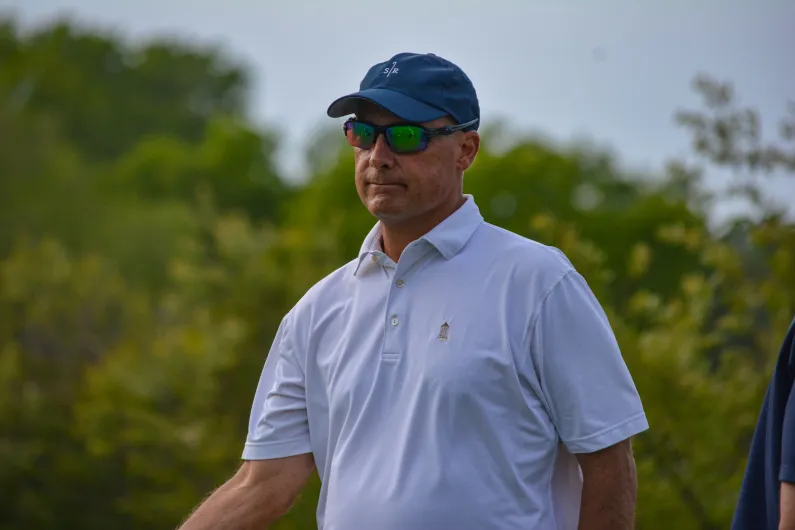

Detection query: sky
(4, 0), (794, 222)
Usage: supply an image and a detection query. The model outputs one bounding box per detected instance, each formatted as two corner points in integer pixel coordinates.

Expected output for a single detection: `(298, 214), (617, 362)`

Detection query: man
(178, 52), (649, 530)
(732, 317), (795, 530)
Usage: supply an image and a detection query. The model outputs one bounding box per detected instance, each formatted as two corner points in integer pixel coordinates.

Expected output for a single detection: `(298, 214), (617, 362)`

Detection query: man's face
(352, 103), (479, 225)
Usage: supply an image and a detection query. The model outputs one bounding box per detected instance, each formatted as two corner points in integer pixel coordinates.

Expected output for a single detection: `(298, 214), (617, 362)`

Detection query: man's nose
(369, 134), (395, 170)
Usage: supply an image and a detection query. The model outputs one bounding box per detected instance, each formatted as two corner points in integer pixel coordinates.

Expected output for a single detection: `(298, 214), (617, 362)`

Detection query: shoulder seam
(526, 267), (576, 378)
(527, 268), (576, 338)
(278, 310), (307, 379)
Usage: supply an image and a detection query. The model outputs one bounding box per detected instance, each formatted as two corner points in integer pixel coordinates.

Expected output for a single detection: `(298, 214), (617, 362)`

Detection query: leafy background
(1, 15), (794, 530)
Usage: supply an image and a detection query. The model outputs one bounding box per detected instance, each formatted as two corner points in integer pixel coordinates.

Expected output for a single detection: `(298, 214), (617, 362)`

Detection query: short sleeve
(242, 313), (312, 460)
(780, 381), (795, 483)
(530, 270), (649, 454)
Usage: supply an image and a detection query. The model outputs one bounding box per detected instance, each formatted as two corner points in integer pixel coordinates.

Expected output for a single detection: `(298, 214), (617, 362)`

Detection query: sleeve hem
(241, 438), (312, 460)
(781, 464), (795, 483)
(564, 412), (649, 454)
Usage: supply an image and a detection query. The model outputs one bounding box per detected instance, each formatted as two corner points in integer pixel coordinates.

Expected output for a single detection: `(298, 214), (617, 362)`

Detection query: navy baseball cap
(326, 52), (480, 131)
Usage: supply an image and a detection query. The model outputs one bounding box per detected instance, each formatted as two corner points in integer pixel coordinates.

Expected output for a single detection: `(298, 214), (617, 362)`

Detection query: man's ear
(457, 131), (480, 172)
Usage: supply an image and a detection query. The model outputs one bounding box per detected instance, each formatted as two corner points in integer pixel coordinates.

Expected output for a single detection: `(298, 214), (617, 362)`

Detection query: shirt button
(371, 255), (378, 263)
(396, 279), (405, 288)
(390, 316), (399, 326)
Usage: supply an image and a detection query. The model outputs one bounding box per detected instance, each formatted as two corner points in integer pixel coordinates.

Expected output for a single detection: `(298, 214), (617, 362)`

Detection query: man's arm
(575, 438), (637, 530)
(781, 331), (795, 530)
(781, 371), (795, 530)
(527, 271), (647, 529)
(184, 310), (313, 529)
(178, 454), (316, 530)
(781, 482), (795, 530)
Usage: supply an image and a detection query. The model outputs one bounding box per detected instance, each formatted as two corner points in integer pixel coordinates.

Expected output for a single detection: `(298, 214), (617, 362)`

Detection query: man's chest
(304, 271), (529, 426)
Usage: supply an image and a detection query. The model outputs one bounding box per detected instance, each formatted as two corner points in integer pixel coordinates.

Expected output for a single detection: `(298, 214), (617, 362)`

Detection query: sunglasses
(343, 117), (479, 154)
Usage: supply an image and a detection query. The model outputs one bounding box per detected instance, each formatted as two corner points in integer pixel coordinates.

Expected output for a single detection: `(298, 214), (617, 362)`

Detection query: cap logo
(382, 62), (399, 77)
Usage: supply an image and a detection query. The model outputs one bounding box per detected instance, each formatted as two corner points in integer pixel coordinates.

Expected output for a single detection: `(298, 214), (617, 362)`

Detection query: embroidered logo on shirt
(437, 322), (450, 342)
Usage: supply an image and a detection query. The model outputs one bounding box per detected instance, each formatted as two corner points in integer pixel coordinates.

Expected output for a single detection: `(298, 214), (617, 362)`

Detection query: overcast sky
(5, 0), (794, 221)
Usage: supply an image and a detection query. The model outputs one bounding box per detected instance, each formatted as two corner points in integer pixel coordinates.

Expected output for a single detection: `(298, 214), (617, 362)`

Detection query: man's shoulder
(471, 221), (575, 280)
(286, 257), (359, 320)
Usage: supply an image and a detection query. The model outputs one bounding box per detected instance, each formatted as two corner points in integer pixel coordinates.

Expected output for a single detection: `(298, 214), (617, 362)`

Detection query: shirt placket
(380, 241), (431, 362)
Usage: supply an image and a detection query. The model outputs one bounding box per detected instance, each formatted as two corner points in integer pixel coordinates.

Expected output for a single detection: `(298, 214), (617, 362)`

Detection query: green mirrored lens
(386, 125), (424, 153)
(347, 122), (375, 148)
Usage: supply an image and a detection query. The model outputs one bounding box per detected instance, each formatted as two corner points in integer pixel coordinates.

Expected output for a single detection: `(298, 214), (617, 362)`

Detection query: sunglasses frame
(343, 117), (479, 153)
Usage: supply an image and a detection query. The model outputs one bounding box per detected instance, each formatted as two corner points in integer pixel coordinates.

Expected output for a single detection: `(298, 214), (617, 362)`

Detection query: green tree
(111, 114), (289, 223)
(0, 102), (201, 289)
(0, 17), (249, 162)
(0, 239), (146, 529)
(626, 75), (795, 529)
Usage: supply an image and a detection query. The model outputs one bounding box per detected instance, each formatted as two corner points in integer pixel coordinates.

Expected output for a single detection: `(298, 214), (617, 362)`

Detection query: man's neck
(379, 196), (466, 262)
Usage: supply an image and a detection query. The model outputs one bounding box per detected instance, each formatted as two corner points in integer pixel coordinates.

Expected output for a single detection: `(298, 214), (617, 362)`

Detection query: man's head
(326, 52), (480, 226)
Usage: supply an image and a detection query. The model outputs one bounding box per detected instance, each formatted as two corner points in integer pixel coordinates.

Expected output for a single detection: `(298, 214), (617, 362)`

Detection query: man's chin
(370, 209), (407, 222)
(368, 206), (411, 224)
(366, 197), (408, 219)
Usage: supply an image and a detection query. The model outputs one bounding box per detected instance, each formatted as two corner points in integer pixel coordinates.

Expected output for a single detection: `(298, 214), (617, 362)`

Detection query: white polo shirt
(243, 195), (648, 530)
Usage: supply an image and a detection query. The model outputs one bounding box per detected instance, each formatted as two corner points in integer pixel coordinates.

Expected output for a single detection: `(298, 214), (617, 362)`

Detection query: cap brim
(326, 88), (447, 123)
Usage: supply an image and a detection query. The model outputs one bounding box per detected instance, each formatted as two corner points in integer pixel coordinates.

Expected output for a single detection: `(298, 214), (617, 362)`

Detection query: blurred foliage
(1, 15), (793, 530)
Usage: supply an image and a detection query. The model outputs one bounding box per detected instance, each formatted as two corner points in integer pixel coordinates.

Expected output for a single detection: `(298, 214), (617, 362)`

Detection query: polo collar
(353, 194), (484, 275)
